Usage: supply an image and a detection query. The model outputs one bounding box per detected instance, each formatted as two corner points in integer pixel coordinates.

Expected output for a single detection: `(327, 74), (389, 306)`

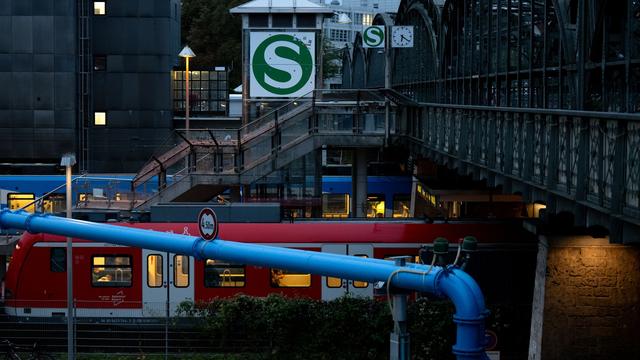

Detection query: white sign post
(198, 208), (219, 241)
(250, 32), (316, 98)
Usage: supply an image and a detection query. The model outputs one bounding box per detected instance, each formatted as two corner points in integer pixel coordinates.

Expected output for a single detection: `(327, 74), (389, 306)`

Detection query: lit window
(204, 259), (245, 287)
(94, 112), (106, 126)
(173, 255), (189, 288)
(366, 194), (385, 218)
(7, 193), (35, 213)
(322, 194), (350, 218)
(94, 1), (106, 15)
(270, 269), (311, 288)
(326, 276), (342, 288)
(91, 255), (132, 287)
(147, 255), (163, 288)
(392, 194), (411, 218)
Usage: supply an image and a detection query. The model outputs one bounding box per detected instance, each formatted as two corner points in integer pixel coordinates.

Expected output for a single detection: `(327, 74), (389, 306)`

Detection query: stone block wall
(541, 237), (640, 359)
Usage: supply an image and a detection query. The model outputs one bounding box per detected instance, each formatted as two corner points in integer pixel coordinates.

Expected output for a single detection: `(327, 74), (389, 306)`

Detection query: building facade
(0, 0), (180, 173)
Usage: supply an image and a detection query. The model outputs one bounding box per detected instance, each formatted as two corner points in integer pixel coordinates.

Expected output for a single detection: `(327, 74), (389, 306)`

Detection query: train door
(321, 244), (373, 301)
(142, 250), (194, 316)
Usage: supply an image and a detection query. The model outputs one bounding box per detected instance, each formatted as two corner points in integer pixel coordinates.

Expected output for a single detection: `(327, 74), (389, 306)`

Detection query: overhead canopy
(230, 0), (334, 14)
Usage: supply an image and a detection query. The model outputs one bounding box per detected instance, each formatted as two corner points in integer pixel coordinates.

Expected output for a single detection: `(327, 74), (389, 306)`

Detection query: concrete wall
(0, 0), (77, 165)
(539, 236), (640, 359)
(90, 0), (180, 172)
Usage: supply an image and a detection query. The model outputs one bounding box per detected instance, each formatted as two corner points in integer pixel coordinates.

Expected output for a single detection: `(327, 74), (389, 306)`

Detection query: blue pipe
(0, 210), (489, 360)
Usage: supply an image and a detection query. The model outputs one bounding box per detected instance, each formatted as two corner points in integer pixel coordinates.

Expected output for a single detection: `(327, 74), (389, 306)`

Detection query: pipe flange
(24, 212), (45, 234)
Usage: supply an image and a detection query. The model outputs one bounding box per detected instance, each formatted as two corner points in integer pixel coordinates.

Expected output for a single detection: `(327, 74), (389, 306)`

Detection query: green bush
(178, 295), (464, 359)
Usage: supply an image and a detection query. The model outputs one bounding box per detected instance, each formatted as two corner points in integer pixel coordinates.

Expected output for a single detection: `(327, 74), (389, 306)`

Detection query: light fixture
(336, 12), (352, 24)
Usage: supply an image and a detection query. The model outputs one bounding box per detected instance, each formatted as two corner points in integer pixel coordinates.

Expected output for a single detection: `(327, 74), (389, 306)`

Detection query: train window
(270, 269), (311, 288)
(326, 276), (342, 288)
(392, 194), (411, 218)
(173, 255), (189, 288)
(147, 255), (163, 288)
(366, 194), (385, 218)
(352, 255), (369, 288)
(50, 248), (66, 272)
(91, 255), (132, 287)
(7, 193), (35, 213)
(322, 194), (350, 218)
(204, 259), (245, 287)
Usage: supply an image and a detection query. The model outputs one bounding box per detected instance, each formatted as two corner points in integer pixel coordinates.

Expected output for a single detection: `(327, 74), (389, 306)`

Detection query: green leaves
(181, 0), (244, 87)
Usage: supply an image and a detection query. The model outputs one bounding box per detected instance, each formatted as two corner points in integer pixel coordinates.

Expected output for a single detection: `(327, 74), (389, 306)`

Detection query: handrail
(18, 174), (90, 211)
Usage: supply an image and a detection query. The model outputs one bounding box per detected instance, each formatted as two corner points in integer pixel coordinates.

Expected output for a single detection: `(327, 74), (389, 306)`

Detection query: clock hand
(401, 35), (409, 42)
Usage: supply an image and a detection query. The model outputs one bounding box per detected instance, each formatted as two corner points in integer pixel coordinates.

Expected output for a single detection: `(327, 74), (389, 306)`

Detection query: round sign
(198, 208), (218, 241)
(484, 329), (498, 350)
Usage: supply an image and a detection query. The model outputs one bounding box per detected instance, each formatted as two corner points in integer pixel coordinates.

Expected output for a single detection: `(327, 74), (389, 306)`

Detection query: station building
(0, 0), (181, 173)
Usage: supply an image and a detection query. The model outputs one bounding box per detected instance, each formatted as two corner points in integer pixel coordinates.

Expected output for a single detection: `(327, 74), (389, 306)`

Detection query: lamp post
(178, 46), (196, 139)
(60, 153), (76, 360)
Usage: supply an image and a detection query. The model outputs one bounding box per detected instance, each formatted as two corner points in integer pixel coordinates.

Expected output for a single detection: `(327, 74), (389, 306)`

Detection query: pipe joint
(23, 211), (45, 234)
(191, 238), (208, 260)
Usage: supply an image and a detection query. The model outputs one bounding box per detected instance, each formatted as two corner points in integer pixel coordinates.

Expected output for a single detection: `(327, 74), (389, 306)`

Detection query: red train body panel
(2, 221), (526, 319)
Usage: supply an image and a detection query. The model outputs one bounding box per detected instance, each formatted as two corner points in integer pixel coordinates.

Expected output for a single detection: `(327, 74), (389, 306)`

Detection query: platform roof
(230, 0), (334, 14)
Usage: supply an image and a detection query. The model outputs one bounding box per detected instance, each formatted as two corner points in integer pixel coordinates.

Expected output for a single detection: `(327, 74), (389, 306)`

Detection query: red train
(3, 221), (521, 320)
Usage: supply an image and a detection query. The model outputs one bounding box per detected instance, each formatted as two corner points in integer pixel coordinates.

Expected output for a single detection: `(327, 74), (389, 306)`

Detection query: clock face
(391, 26), (414, 48)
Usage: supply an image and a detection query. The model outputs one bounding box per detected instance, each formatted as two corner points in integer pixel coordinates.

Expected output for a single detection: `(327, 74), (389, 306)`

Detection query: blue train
(0, 174), (412, 218)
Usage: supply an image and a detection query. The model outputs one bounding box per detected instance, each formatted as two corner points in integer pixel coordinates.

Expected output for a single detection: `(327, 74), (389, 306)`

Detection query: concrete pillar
(528, 236), (549, 360)
(312, 150), (323, 218)
(351, 149), (368, 218)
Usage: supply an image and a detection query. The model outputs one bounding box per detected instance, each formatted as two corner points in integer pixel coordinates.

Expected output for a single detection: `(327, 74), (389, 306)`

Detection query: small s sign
(198, 208), (218, 241)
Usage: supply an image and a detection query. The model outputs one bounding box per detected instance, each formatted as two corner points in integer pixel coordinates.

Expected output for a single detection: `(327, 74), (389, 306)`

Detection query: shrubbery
(177, 295), (461, 359)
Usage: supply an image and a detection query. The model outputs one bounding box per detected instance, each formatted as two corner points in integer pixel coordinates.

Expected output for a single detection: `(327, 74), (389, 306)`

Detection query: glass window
(326, 276), (342, 288)
(392, 194), (411, 218)
(296, 14), (316, 28)
(249, 14), (268, 27)
(7, 193), (35, 212)
(50, 248), (66, 273)
(270, 269), (311, 288)
(366, 194), (385, 218)
(173, 255), (189, 288)
(147, 254), (163, 288)
(352, 255), (368, 288)
(322, 194), (350, 218)
(94, 112), (106, 126)
(94, 55), (106, 71)
(94, 1), (105, 15)
(204, 259), (245, 287)
(91, 255), (132, 287)
(272, 14), (293, 28)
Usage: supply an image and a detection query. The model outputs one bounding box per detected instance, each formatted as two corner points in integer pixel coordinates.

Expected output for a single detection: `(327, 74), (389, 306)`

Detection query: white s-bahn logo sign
(250, 32), (315, 97)
(363, 26), (385, 48)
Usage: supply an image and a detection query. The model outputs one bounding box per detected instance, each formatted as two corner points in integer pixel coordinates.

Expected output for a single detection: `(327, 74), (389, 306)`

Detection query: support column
(528, 235), (549, 360)
(312, 150), (323, 218)
(351, 149), (368, 218)
(389, 257), (411, 360)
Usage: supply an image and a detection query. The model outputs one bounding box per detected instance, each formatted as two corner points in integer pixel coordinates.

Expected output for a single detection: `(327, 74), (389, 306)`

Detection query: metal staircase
(132, 89), (397, 209)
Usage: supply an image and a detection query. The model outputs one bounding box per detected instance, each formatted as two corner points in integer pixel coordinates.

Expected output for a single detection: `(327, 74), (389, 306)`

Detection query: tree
(322, 37), (343, 81)
(181, 0), (244, 89)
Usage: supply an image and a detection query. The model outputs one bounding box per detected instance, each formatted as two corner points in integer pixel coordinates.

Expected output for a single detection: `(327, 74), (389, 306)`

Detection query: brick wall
(541, 237), (640, 359)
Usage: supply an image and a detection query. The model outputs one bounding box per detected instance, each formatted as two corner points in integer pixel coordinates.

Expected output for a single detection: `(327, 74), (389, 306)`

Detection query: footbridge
(128, 87), (640, 243)
(132, 89), (399, 209)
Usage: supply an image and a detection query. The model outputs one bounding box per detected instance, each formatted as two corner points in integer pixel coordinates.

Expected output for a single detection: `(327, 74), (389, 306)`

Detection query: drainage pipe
(0, 210), (489, 360)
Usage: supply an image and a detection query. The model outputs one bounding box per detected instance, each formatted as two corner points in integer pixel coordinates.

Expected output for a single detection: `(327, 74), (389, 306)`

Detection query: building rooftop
(230, 0), (334, 14)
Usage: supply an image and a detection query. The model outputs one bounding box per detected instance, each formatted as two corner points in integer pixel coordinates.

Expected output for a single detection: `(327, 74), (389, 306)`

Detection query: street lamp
(60, 153), (76, 360)
(178, 45), (196, 139)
